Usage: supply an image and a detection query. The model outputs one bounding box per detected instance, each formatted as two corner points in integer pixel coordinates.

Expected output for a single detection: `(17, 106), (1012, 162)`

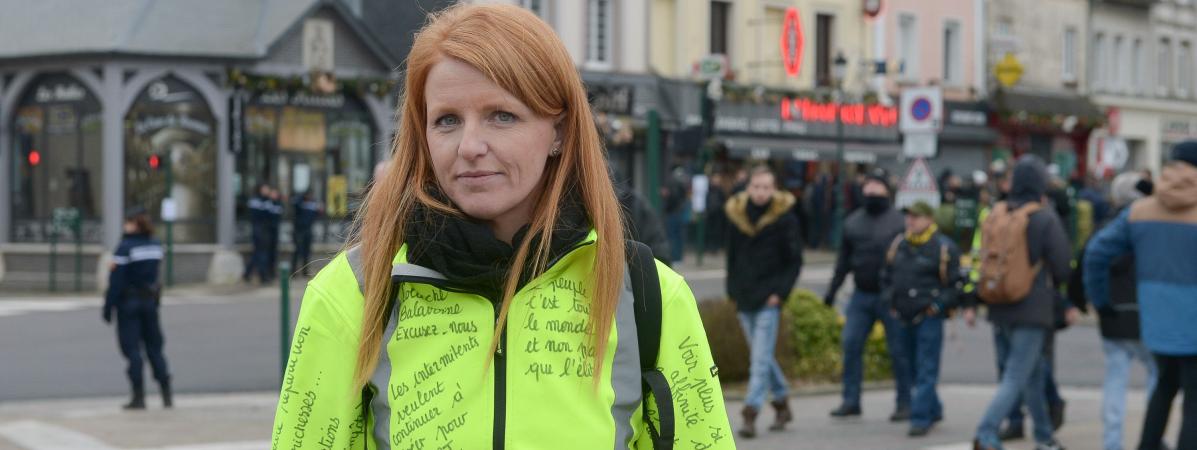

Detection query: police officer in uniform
(264, 187), (283, 282)
(103, 209), (172, 410)
(291, 191), (321, 277)
(242, 184), (272, 283)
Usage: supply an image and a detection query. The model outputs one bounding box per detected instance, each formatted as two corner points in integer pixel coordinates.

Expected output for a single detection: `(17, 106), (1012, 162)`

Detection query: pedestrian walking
(825, 168), (914, 421)
(1069, 172), (1159, 450)
(271, 5), (733, 448)
(881, 201), (961, 437)
(663, 166), (690, 264)
(102, 209), (171, 410)
(1085, 142), (1197, 450)
(242, 183), (272, 283)
(724, 166), (802, 438)
(291, 190), (321, 277)
(969, 155), (1073, 450)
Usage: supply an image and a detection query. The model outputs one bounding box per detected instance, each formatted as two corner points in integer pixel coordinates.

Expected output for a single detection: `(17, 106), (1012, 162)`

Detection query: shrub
(699, 289), (892, 384)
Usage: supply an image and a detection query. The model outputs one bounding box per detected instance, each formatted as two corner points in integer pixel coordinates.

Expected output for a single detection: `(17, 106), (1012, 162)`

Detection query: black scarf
(404, 192), (592, 301)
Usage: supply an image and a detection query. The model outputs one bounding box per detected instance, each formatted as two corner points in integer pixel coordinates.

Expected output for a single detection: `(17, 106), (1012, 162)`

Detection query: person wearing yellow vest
(270, 5), (732, 449)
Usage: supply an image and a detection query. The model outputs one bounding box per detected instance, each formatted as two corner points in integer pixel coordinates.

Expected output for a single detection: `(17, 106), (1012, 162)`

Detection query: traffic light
(27, 149), (40, 167)
(148, 154), (160, 170)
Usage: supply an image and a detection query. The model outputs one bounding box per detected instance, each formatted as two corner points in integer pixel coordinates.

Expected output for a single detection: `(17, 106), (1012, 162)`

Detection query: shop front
(929, 100), (998, 176)
(233, 88), (377, 245)
(989, 89), (1104, 180)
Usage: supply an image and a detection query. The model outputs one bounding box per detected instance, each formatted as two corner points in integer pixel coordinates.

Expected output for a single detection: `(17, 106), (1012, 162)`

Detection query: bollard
(279, 262), (292, 379)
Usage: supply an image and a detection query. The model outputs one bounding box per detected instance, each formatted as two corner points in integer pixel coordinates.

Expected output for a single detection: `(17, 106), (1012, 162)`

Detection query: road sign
(900, 87), (943, 133)
(161, 198), (178, 222)
(996, 53), (1024, 88)
(695, 54), (729, 81)
(903, 132), (938, 158)
(896, 158), (941, 210)
(781, 7), (804, 78)
(1101, 137), (1130, 170)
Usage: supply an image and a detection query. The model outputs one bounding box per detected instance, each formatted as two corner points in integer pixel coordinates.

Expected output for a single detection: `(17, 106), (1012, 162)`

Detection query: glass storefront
(234, 90), (376, 244)
(9, 73), (103, 242)
(124, 76), (218, 243)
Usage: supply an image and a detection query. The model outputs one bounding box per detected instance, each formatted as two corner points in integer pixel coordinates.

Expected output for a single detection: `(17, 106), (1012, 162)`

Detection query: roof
(0, 0), (395, 66)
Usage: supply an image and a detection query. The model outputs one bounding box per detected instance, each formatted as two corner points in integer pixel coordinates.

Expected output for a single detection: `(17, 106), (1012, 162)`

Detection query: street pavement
(0, 385), (1179, 449)
(0, 253), (1165, 448)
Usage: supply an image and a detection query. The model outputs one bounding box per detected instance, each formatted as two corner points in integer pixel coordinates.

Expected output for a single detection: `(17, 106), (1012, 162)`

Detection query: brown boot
(739, 405), (759, 438)
(768, 399), (792, 431)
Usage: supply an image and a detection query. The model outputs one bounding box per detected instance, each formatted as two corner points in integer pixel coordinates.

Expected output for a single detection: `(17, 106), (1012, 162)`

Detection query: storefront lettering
(35, 83), (87, 103)
(781, 98), (898, 127)
(254, 91), (347, 109)
(133, 114), (213, 136)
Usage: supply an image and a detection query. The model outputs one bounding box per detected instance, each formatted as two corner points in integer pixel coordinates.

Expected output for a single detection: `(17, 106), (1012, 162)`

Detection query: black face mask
(863, 195), (890, 215)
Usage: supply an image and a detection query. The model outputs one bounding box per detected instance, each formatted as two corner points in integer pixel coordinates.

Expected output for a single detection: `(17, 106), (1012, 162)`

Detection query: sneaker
(889, 407), (911, 422)
(998, 425), (1025, 441)
(972, 439), (998, 450)
(829, 404), (861, 418)
(1034, 439), (1066, 450)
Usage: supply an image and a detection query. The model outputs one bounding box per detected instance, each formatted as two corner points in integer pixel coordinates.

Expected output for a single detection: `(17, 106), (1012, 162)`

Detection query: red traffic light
(27, 150), (40, 167)
(148, 154), (160, 170)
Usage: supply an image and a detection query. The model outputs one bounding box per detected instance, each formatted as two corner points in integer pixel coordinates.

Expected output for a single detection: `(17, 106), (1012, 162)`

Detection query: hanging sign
(780, 8), (805, 78)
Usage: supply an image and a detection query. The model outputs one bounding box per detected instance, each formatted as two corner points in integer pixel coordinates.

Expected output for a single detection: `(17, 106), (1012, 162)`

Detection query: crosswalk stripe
(921, 443), (973, 450)
(0, 420), (117, 450)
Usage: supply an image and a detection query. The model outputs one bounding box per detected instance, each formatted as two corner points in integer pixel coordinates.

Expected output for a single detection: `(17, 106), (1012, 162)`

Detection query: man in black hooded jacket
(825, 168), (913, 421)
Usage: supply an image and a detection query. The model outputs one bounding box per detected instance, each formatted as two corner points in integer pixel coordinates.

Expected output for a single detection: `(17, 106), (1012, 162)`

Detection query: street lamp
(830, 51), (849, 249)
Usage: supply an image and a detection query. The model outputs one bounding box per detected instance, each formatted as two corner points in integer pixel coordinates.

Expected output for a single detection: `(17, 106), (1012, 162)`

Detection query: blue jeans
(895, 316), (945, 428)
(1006, 335), (1063, 426)
(738, 306), (789, 409)
(976, 325), (1053, 447)
(1102, 339), (1157, 450)
(841, 291), (911, 410)
(665, 211), (687, 264)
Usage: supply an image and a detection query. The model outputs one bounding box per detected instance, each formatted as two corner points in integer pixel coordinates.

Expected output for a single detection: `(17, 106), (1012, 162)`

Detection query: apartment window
(943, 20), (962, 85)
(1091, 33), (1104, 89)
(1113, 35), (1124, 90)
(1180, 41), (1192, 96)
(1133, 39), (1144, 93)
(710, 1), (731, 56)
(898, 14), (919, 79)
(816, 14), (835, 87)
(996, 17), (1013, 38)
(586, 0), (612, 67)
(1159, 37), (1172, 96)
(1072, 27), (1082, 83)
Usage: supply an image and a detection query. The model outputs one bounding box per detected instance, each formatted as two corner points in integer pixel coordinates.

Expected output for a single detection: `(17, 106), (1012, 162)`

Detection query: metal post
(646, 110), (662, 212)
(49, 227), (57, 292)
(279, 262), (292, 379)
(73, 218), (82, 292)
(831, 87), (847, 250)
(165, 156), (174, 287)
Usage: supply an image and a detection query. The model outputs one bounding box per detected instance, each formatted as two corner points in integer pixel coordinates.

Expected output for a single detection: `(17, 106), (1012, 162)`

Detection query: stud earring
(549, 144), (561, 157)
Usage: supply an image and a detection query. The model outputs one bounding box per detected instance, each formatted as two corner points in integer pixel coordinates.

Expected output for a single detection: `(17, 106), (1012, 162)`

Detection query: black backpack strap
(627, 241), (673, 450)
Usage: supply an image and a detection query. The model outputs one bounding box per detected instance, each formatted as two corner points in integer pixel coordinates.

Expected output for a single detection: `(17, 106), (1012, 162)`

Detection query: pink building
(880, 0), (984, 101)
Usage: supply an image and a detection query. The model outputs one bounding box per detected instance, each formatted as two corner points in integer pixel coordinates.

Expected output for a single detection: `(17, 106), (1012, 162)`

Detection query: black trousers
(1138, 354), (1197, 450)
(292, 230), (312, 274)
(116, 298), (170, 389)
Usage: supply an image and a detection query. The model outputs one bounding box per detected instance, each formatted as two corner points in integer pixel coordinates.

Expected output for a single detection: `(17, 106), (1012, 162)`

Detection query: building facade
(0, 0), (401, 290)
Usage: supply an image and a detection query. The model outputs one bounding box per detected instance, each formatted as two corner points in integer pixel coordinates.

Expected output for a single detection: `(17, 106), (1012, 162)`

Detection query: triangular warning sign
(900, 158), (937, 193)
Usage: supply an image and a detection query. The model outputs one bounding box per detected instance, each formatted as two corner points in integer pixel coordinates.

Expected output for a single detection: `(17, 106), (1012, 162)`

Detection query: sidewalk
(0, 384), (1171, 450)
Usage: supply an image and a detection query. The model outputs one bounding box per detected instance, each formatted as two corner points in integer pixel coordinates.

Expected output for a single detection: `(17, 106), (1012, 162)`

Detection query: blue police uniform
(265, 197), (283, 280)
(242, 194), (273, 282)
(291, 195), (320, 276)
(104, 232), (171, 409)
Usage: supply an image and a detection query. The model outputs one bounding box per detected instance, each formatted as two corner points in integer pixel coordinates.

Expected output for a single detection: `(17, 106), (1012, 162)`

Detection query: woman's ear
(553, 114), (565, 149)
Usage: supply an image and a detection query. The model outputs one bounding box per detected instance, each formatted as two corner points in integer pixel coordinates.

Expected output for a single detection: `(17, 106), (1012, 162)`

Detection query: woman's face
(424, 58), (560, 232)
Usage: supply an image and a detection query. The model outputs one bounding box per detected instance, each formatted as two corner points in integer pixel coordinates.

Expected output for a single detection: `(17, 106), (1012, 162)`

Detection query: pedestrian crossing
(0, 300), (92, 317)
(0, 420), (268, 450)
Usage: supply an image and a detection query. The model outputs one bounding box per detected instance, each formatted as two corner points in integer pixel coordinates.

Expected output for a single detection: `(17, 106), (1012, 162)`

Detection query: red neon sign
(780, 97), (898, 127)
(780, 8), (804, 77)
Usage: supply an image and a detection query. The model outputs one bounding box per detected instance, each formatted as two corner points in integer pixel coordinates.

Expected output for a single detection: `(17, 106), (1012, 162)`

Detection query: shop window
(233, 89), (376, 244)
(124, 76), (217, 243)
(9, 73), (103, 243)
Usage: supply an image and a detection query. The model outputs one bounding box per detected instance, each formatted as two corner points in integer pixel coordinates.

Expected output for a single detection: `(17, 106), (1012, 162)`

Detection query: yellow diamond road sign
(996, 53), (1023, 88)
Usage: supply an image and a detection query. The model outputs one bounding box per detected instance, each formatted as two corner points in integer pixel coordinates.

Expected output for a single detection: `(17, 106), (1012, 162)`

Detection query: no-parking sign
(900, 87), (943, 134)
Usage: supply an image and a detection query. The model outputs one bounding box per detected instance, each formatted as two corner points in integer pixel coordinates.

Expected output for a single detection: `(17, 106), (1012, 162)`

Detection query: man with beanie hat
(1085, 141), (1197, 450)
(826, 167), (914, 421)
(972, 155), (1073, 450)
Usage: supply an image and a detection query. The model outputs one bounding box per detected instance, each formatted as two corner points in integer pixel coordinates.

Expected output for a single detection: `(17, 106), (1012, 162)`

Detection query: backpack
(976, 201), (1042, 304)
(346, 241), (674, 450)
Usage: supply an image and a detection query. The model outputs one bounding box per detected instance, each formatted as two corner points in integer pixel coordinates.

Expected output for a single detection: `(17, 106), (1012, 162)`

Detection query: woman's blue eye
(495, 111), (516, 123)
(434, 115), (460, 127)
